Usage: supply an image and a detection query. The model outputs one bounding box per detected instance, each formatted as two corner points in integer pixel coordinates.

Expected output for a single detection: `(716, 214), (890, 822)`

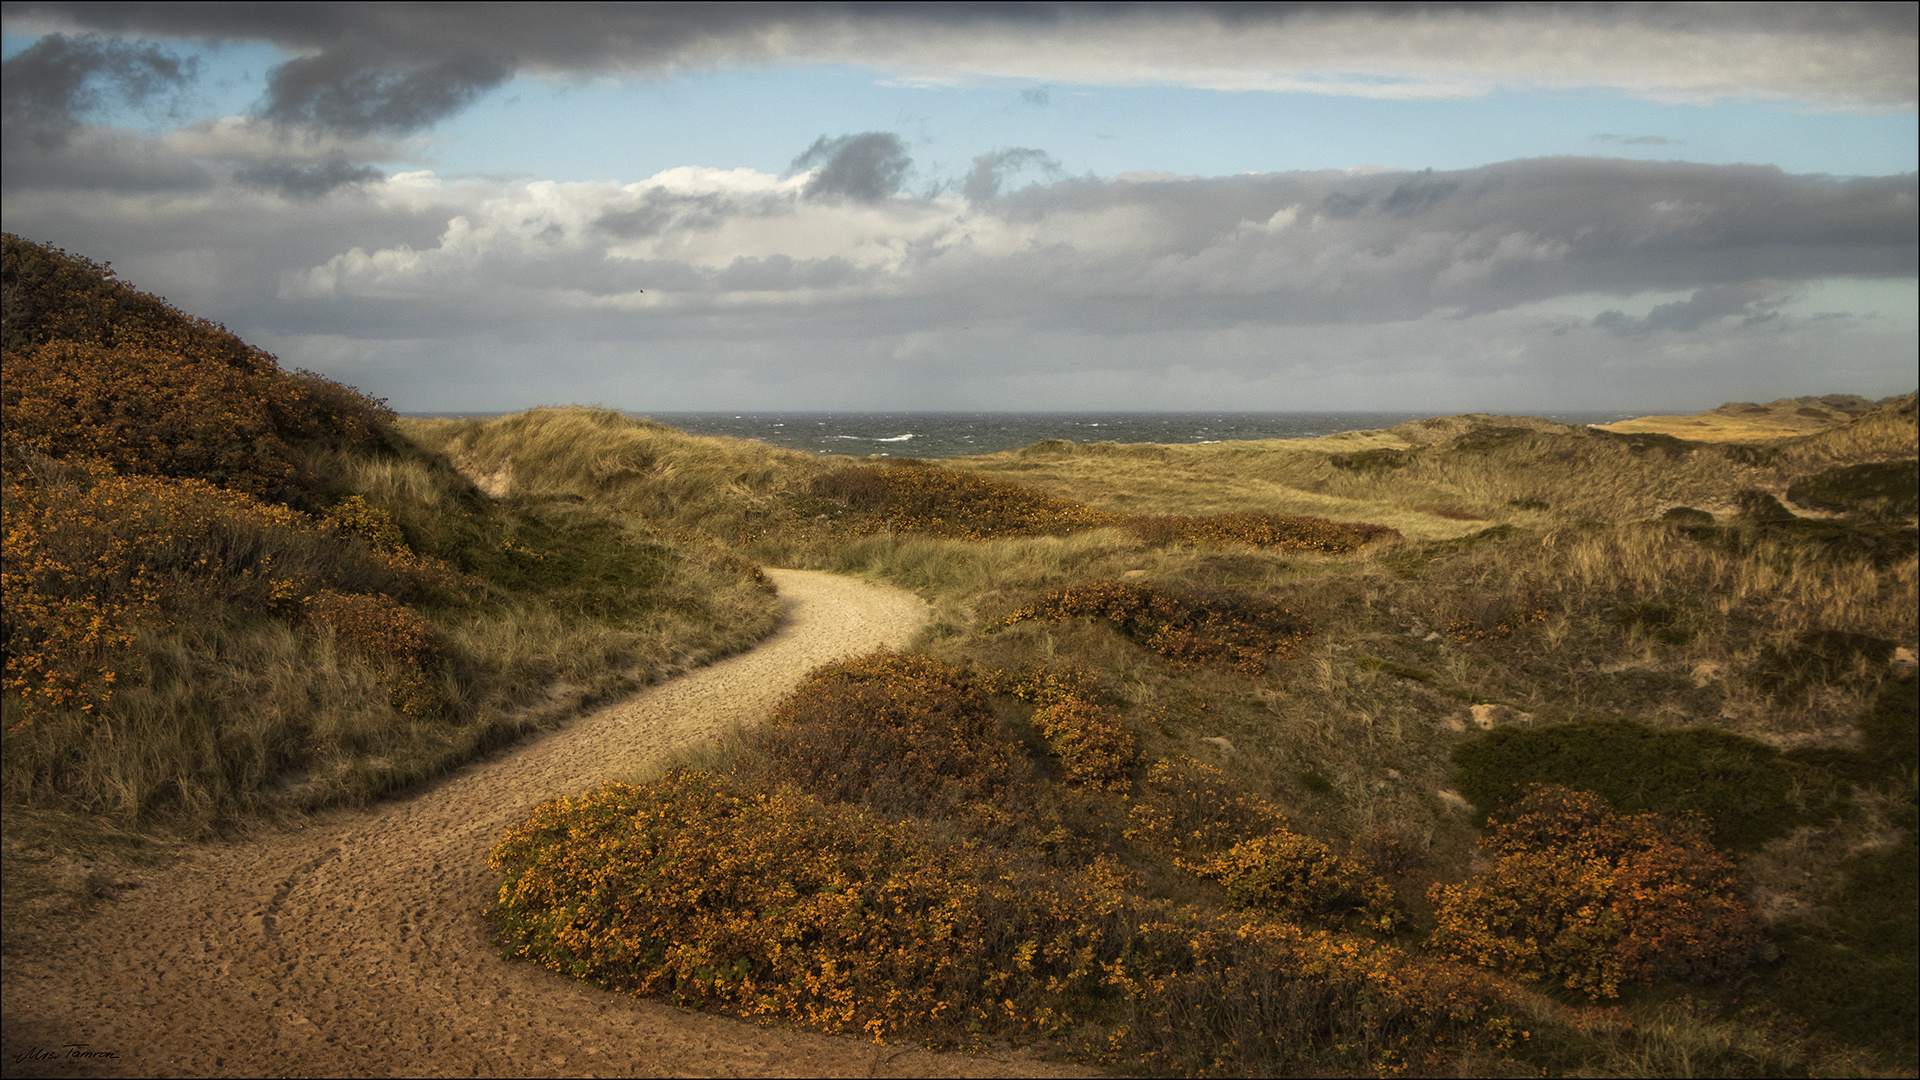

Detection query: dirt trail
(3, 570), (1090, 1078)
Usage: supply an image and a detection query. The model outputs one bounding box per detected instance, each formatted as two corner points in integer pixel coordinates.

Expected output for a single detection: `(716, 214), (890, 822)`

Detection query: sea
(405, 410), (1644, 459)
(628, 411), (1645, 460)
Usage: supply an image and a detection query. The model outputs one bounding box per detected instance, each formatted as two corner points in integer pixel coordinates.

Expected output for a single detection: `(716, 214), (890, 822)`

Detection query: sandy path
(2, 570), (1090, 1079)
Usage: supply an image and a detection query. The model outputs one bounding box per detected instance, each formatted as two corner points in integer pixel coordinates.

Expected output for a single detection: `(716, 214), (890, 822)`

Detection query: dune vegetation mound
(2, 234), (780, 838)
(484, 378), (1914, 1072)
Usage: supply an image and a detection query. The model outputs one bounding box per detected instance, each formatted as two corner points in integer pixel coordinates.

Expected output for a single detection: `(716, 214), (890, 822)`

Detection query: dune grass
(506, 392), (1912, 1072)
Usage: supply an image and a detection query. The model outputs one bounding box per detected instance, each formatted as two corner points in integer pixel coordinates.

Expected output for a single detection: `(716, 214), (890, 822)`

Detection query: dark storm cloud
(0, 32), (197, 147)
(792, 133), (911, 204)
(8, 2), (1914, 143)
(257, 51), (510, 137)
(233, 157), (384, 199)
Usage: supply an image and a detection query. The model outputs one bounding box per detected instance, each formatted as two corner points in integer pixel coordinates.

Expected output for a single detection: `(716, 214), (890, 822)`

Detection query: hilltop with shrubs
(7, 232), (1918, 1075)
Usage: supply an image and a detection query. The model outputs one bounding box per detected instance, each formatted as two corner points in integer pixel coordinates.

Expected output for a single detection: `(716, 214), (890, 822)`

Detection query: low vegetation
(2, 234), (780, 844)
(7, 232), (1916, 1074)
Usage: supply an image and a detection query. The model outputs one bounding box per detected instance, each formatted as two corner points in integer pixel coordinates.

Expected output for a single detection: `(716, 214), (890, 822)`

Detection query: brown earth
(1, 570), (1096, 1079)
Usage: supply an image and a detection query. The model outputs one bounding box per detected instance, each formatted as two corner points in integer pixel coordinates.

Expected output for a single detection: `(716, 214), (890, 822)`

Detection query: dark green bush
(1661, 506), (1715, 527)
(1450, 718), (1847, 852)
(1330, 448), (1415, 471)
(1734, 489), (1796, 522)
(1786, 460), (1919, 519)
(1001, 580), (1312, 675)
(1748, 629), (1895, 702)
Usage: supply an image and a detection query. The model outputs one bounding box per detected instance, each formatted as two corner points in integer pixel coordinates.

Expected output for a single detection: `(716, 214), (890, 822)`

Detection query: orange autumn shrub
(1001, 580), (1312, 675)
(1441, 591), (1554, 644)
(2, 234), (389, 504)
(813, 461), (1114, 539)
(489, 771), (1529, 1072)
(3, 460), (312, 719)
(1189, 831), (1400, 933)
(2, 455), (456, 724)
(303, 590), (453, 718)
(759, 653), (1022, 817)
(1122, 512), (1400, 553)
(1124, 756), (1289, 861)
(1427, 785), (1764, 999)
(982, 663), (1136, 791)
(488, 771), (1109, 1041)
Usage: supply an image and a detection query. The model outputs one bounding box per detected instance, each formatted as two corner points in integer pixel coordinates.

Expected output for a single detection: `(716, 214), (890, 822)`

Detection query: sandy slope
(2, 570), (1091, 1078)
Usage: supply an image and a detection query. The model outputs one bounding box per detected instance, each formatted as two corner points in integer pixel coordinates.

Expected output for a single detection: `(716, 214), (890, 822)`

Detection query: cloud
(242, 156), (1914, 344)
(257, 51), (511, 137)
(8, 2), (1914, 139)
(962, 148), (1059, 203)
(1, 32), (198, 147)
(1593, 282), (1792, 336)
(3, 125), (1911, 411)
(1591, 133), (1681, 146)
(792, 133), (912, 204)
(233, 157), (384, 199)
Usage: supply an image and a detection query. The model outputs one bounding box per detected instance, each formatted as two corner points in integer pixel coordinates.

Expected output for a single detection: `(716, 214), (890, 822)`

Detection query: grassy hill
(6, 232), (1916, 1074)
(2, 235), (781, 915)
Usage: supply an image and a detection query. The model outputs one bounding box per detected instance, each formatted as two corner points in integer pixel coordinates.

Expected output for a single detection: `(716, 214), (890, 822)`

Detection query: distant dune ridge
(1594, 394), (1891, 442)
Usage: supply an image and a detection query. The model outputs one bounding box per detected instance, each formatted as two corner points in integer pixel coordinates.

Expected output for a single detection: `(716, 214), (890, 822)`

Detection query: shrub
(1429, 786), (1763, 999)
(1124, 756), (1288, 861)
(1120, 512), (1399, 553)
(758, 653), (1021, 817)
(302, 590), (453, 719)
(1189, 831), (1400, 933)
(1, 457), (451, 725)
(1001, 580), (1312, 676)
(490, 771), (1529, 1073)
(1329, 448), (1415, 471)
(2, 236), (390, 506)
(813, 462), (1112, 539)
(1660, 506), (1715, 528)
(1786, 460), (1918, 519)
(1450, 717), (1845, 852)
(982, 663), (1135, 792)
(1734, 489), (1796, 523)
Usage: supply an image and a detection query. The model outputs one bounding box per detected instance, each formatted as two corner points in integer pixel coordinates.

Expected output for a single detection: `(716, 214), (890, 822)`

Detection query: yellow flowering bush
(2, 234), (388, 504)
(3, 461), (306, 720)
(758, 653), (1022, 817)
(488, 771), (1115, 1041)
(981, 663), (1136, 791)
(1428, 785), (1763, 999)
(1124, 757), (1289, 860)
(1189, 831), (1400, 933)
(814, 461), (1115, 539)
(2, 455), (460, 724)
(490, 769), (1529, 1072)
(1001, 580), (1312, 675)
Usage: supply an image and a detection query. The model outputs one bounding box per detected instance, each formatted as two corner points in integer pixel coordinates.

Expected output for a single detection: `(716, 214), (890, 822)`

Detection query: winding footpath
(3, 571), (1090, 1078)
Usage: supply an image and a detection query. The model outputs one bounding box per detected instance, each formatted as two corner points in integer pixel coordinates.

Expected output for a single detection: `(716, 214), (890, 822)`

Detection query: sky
(1, 3), (1915, 415)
